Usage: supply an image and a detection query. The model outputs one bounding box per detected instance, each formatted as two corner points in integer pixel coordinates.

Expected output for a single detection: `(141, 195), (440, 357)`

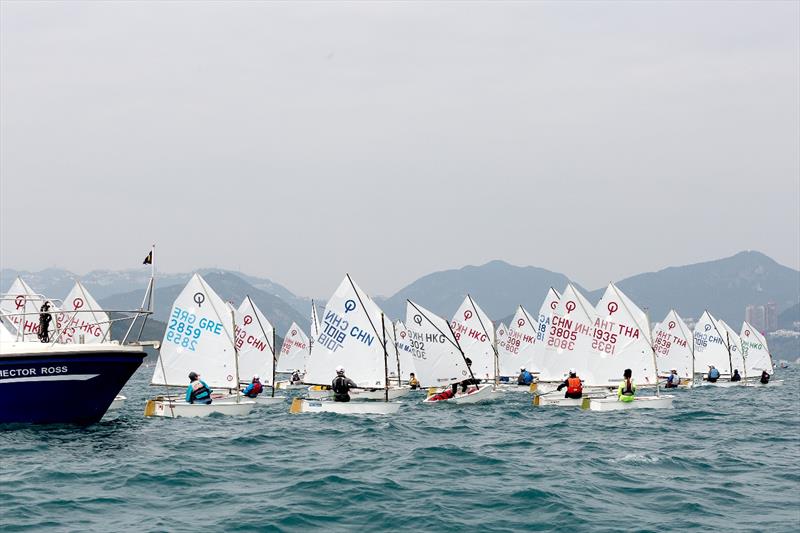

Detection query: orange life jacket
(567, 377), (582, 394)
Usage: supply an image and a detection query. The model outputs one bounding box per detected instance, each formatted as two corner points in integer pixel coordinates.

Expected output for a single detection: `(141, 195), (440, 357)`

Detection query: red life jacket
(246, 381), (263, 397)
(567, 377), (582, 394)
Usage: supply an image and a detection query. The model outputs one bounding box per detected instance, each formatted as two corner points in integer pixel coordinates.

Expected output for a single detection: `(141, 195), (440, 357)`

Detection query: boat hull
(350, 387), (410, 401)
(289, 398), (400, 415)
(253, 395), (287, 405)
(423, 384), (495, 405)
(275, 381), (308, 390)
(144, 397), (256, 418)
(307, 386), (332, 399)
(496, 383), (535, 393)
(587, 395), (675, 411)
(0, 344), (146, 425)
(533, 391), (607, 407)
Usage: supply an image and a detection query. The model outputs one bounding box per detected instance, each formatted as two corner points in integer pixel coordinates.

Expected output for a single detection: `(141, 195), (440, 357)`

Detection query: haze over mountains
(2, 251), (798, 342)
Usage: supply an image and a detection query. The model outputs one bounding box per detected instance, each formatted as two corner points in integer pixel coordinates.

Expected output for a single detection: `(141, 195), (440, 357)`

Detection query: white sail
(1, 278), (46, 341)
(652, 310), (694, 379)
(540, 284), (599, 384)
(740, 322), (773, 376)
(304, 275), (391, 388)
(55, 281), (111, 343)
(693, 311), (731, 374)
(528, 287), (562, 380)
(498, 308), (538, 377)
(151, 273), (239, 389)
(593, 284), (657, 386)
(277, 322), (310, 373)
(393, 320), (417, 380)
(406, 300), (470, 387)
(235, 297), (275, 385)
(450, 296), (496, 381)
(718, 319), (745, 376)
(0, 319), (16, 343)
(309, 300), (320, 352)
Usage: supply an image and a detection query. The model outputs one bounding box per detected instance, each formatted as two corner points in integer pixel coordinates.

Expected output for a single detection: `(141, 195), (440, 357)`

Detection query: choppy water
(2, 366), (799, 532)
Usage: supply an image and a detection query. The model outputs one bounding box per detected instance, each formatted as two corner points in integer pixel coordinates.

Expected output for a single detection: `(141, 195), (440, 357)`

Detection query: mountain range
(3, 251), (798, 343)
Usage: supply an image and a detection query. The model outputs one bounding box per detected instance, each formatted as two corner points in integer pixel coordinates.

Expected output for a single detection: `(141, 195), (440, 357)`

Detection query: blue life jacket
(187, 380), (212, 404)
(708, 368), (720, 379)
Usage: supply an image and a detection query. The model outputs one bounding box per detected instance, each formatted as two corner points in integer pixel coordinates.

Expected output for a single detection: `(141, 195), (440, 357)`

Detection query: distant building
(745, 303), (779, 333)
(766, 302), (778, 331)
(745, 305), (766, 331)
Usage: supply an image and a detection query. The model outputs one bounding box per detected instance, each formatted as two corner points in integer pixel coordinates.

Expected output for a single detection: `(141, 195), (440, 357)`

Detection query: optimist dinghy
(234, 296), (286, 405)
(586, 395), (674, 411)
(145, 274), (255, 418)
(290, 275), (402, 415)
(405, 299), (495, 405)
(423, 383), (494, 404)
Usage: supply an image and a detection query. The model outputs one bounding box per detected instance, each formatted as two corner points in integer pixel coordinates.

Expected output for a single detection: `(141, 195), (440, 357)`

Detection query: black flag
(143, 250), (153, 265)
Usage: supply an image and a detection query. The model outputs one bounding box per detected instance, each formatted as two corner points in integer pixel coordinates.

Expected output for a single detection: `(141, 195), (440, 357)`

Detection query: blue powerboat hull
(0, 344), (146, 425)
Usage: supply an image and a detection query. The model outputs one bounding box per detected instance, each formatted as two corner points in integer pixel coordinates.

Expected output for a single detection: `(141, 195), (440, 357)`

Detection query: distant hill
(585, 251), (799, 326)
(99, 271), (308, 338)
(5, 250), (797, 337)
(1, 267), (313, 317)
(376, 260), (580, 321)
(779, 302), (800, 329)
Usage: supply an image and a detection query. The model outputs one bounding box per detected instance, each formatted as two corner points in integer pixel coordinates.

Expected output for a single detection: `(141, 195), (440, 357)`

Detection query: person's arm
(557, 379), (568, 391)
(203, 381), (212, 395)
(243, 384), (253, 395)
(347, 378), (358, 388)
(186, 385), (193, 403)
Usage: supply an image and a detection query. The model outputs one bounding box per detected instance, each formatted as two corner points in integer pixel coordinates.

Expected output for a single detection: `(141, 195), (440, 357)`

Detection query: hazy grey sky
(2, 1), (798, 298)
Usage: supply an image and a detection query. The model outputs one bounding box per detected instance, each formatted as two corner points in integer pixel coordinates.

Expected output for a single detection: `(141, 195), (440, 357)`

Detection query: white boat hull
(350, 387), (411, 401)
(144, 397), (256, 418)
(423, 384), (495, 405)
(289, 398), (400, 415)
(496, 383), (535, 393)
(697, 380), (744, 388)
(276, 381), (307, 390)
(306, 387), (333, 399)
(587, 395), (674, 411)
(252, 395), (287, 405)
(101, 395), (126, 420)
(533, 391), (608, 407)
(108, 395), (126, 411)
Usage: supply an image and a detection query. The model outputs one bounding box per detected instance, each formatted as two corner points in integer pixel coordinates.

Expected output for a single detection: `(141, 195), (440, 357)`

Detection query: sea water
(1, 366), (798, 532)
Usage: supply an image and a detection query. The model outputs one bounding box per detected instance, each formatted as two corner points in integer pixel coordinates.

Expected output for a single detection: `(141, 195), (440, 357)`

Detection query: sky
(1, 1), (798, 299)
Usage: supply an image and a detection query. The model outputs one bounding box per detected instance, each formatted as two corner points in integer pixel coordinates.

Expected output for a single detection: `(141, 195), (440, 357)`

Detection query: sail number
(167, 306), (224, 351)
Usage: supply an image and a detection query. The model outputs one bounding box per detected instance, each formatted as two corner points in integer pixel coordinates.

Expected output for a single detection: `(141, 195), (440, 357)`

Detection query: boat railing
(0, 301), (155, 346)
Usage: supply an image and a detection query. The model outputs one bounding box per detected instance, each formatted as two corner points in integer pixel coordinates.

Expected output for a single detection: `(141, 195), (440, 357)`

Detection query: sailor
(617, 368), (636, 402)
(37, 301), (52, 343)
(451, 357), (481, 395)
(186, 372), (213, 404)
(290, 370), (302, 384)
(408, 372), (420, 389)
(332, 365), (358, 402)
(243, 375), (264, 398)
(730, 369), (742, 382)
(665, 369), (681, 388)
(760, 370), (771, 384)
(707, 365), (721, 383)
(556, 368), (583, 399)
(517, 366), (533, 386)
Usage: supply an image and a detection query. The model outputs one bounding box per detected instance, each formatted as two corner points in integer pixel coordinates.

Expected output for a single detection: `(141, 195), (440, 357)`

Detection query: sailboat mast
(232, 307), (241, 404)
(382, 313), (389, 403)
(272, 327), (277, 397)
(645, 307), (660, 398)
(392, 321), (402, 387)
